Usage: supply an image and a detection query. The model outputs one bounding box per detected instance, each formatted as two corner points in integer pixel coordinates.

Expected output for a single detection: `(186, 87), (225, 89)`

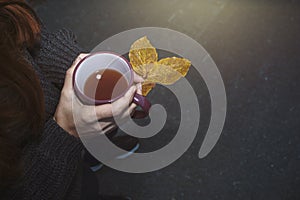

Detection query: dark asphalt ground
(32, 0), (300, 199)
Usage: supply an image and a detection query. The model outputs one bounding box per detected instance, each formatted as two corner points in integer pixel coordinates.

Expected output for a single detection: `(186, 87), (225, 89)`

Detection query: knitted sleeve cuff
(35, 28), (85, 88)
(17, 119), (84, 199)
(37, 118), (84, 161)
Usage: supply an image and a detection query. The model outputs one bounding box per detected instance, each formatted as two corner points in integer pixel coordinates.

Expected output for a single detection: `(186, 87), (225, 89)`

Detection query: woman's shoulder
(34, 26), (83, 70)
(40, 27), (78, 45)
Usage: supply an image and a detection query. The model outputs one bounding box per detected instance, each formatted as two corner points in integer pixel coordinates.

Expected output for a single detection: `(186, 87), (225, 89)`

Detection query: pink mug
(73, 52), (151, 116)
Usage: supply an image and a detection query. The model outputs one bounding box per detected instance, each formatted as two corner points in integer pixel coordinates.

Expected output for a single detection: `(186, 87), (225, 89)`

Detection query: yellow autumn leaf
(129, 36), (158, 77)
(129, 36), (191, 96)
(141, 82), (156, 96)
(145, 63), (182, 85)
(158, 57), (191, 77)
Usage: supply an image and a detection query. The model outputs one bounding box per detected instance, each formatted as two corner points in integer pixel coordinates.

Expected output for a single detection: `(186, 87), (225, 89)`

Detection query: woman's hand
(54, 54), (142, 137)
(134, 72), (144, 84)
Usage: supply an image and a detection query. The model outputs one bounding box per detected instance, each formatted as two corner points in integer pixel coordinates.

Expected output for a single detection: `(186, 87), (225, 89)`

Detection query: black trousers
(81, 162), (99, 200)
(80, 129), (121, 200)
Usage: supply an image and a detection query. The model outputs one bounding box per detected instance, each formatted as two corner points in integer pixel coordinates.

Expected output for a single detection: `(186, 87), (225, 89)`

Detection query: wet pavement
(33, 0), (300, 199)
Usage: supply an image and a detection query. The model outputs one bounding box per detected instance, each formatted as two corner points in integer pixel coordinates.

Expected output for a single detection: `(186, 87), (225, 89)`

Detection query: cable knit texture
(35, 28), (83, 90)
(2, 28), (85, 200)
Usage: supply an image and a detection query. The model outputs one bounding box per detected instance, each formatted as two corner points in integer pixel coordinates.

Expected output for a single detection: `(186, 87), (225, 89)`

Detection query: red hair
(0, 0), (41, 49)
(0, 0), (44, 187)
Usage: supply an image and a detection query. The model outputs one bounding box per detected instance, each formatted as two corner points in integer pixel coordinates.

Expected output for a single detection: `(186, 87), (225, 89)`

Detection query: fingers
(124, 85), (137, 100)
(133, 72), (144, 83)
(112, 86), (137, 115)
(64, 53), (89, 90)
(82, 85), (138, 135)
(96, 121), (116, 133)
(94, 104), (113, 119)
(136, 83), (142, 95)
(101, 123), (117, 134)
(68, 53), (90, 75)
(128, 103), (137, 116)
(93, 86), (136, 125)
(87, 86), (137, 125)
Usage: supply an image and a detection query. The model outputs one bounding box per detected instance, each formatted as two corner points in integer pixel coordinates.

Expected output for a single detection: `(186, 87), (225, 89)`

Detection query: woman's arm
(34, 28), (84, 89)
(5, 118), (83, 200)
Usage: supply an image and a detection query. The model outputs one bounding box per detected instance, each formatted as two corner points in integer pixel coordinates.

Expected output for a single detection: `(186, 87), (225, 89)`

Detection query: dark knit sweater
(2, 29), (85, 200)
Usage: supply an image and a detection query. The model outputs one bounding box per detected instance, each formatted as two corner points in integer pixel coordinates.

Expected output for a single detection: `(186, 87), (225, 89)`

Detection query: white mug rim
(72, 51), (134, 104)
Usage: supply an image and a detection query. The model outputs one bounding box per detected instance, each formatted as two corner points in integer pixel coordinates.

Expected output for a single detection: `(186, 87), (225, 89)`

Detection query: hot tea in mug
(73, 52), (151, 115)
(84, 69), (129, 101)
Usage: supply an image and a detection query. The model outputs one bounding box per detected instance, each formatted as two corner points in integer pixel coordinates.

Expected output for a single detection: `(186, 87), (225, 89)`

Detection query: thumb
(112, 86), (137, 115)
(133, 72), (144, 83)
(123, 85), (137, 104)
(64, 53), (89, 90)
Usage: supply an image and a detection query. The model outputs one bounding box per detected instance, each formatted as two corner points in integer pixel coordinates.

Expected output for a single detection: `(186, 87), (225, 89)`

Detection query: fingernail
(131, 85), (137, 92)
(137, 83), (142, 91)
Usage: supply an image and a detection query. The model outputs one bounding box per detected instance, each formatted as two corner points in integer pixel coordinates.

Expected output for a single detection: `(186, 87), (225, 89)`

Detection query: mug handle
(132, 93), (151, 118)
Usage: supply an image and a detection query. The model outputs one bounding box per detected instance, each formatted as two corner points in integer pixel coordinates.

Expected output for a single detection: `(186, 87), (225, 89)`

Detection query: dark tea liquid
(84, 69), (129, 101)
